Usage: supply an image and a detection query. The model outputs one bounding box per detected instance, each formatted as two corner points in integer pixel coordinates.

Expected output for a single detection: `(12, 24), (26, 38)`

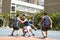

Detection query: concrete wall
(45, 0), (60, 13)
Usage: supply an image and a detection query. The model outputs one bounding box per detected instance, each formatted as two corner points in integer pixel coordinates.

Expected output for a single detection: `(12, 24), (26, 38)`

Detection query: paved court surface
(0, 28), (60, 40)
(0, 36), (58, 40)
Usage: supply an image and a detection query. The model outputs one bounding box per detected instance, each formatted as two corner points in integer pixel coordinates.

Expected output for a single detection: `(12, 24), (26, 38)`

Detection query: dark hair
(44, 12), (47, 15)
(31, 16), (34, 19)
(16, 14), (19, 17)
(22, 14), (25, 16)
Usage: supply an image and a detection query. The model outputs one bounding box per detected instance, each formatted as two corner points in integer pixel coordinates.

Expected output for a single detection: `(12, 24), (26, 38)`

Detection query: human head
(44, 12), (47, 15)
(22, 14), (25, 19)
(31, 16), (34, 20)
(16, 14), (20, 17)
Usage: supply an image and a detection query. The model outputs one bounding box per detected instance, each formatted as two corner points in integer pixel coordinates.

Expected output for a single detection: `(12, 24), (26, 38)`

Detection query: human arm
(17, 17), (23, 23)
(49, 17), (52, 28)
(22, 19), (28, 23)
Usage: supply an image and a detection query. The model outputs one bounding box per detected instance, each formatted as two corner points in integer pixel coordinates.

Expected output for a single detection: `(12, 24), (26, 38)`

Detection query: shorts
(24, 26), (32, 31)
(13, 24), (20, 30)
(42, 26), (49, 31)
(13, 26), (20, 30)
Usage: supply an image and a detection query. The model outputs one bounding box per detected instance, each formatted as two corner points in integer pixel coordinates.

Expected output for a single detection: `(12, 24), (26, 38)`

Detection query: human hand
(50, 25), (52, 29)
(34, 27), (37, 31)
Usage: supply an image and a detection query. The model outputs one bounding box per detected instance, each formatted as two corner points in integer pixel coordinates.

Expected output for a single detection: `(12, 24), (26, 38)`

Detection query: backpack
(42, 16), (51, 27)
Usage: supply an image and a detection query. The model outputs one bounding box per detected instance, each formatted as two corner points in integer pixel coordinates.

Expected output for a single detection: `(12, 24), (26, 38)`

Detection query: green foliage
(48, 13), (60, 30)
(9, 12), (60, 30)
(0, 13), (10, 27)
(1, 12), (60, 31)
(34, 12), (60, 31)
(0, 19), (3, 27)
(0, 13), (3, 27)
(2, 13), (10, 19)
(34, 12), (44, 29)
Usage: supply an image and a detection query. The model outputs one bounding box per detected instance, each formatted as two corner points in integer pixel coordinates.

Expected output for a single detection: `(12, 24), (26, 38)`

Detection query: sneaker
(43, 36), (46, 38)
(28, 35), (31, 37)
(10, 34), (14, 36)
(32, 34), (35, 36)
(43, 36), (47, 38)
(21, 34), (25, 36)
(22, 31), (27, 36)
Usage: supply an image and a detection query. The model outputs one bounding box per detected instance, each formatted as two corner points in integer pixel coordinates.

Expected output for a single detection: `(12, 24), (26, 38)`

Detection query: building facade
(0, 0), (44, 16)
(0, 0), (44, 18)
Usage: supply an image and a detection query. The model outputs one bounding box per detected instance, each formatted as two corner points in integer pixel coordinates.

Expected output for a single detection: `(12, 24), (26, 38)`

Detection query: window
(18, 0), (30, 3)
(27, 7), (36, 12)
(17, 5), (26, 10)
(12, 6), (15, 11)
(12, 3), (15, 5)
(38, 0), (44, 6)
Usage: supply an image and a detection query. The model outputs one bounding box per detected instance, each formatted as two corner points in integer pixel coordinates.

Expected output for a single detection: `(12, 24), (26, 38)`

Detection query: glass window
(26, 7), (36, 12)
(12, 3), (15, 5)
(18, 0), (30, 3)
(12, 6), (15, 11)
(17, 5), (26, 10)
(38, 0), (44, 6)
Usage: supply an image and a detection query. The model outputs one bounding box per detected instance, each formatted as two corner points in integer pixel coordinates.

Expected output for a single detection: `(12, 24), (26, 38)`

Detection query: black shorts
(12, 24), (20, 30)
(13, 27), (20, 30)
(42, 26), (49, 31)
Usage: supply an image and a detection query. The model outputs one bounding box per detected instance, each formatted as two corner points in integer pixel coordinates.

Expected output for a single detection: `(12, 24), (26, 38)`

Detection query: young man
(22, 15), (35, 37)
(10, 14), (22, 36)
(29, 16), (37, 30)
(40, 13), (52, 38)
